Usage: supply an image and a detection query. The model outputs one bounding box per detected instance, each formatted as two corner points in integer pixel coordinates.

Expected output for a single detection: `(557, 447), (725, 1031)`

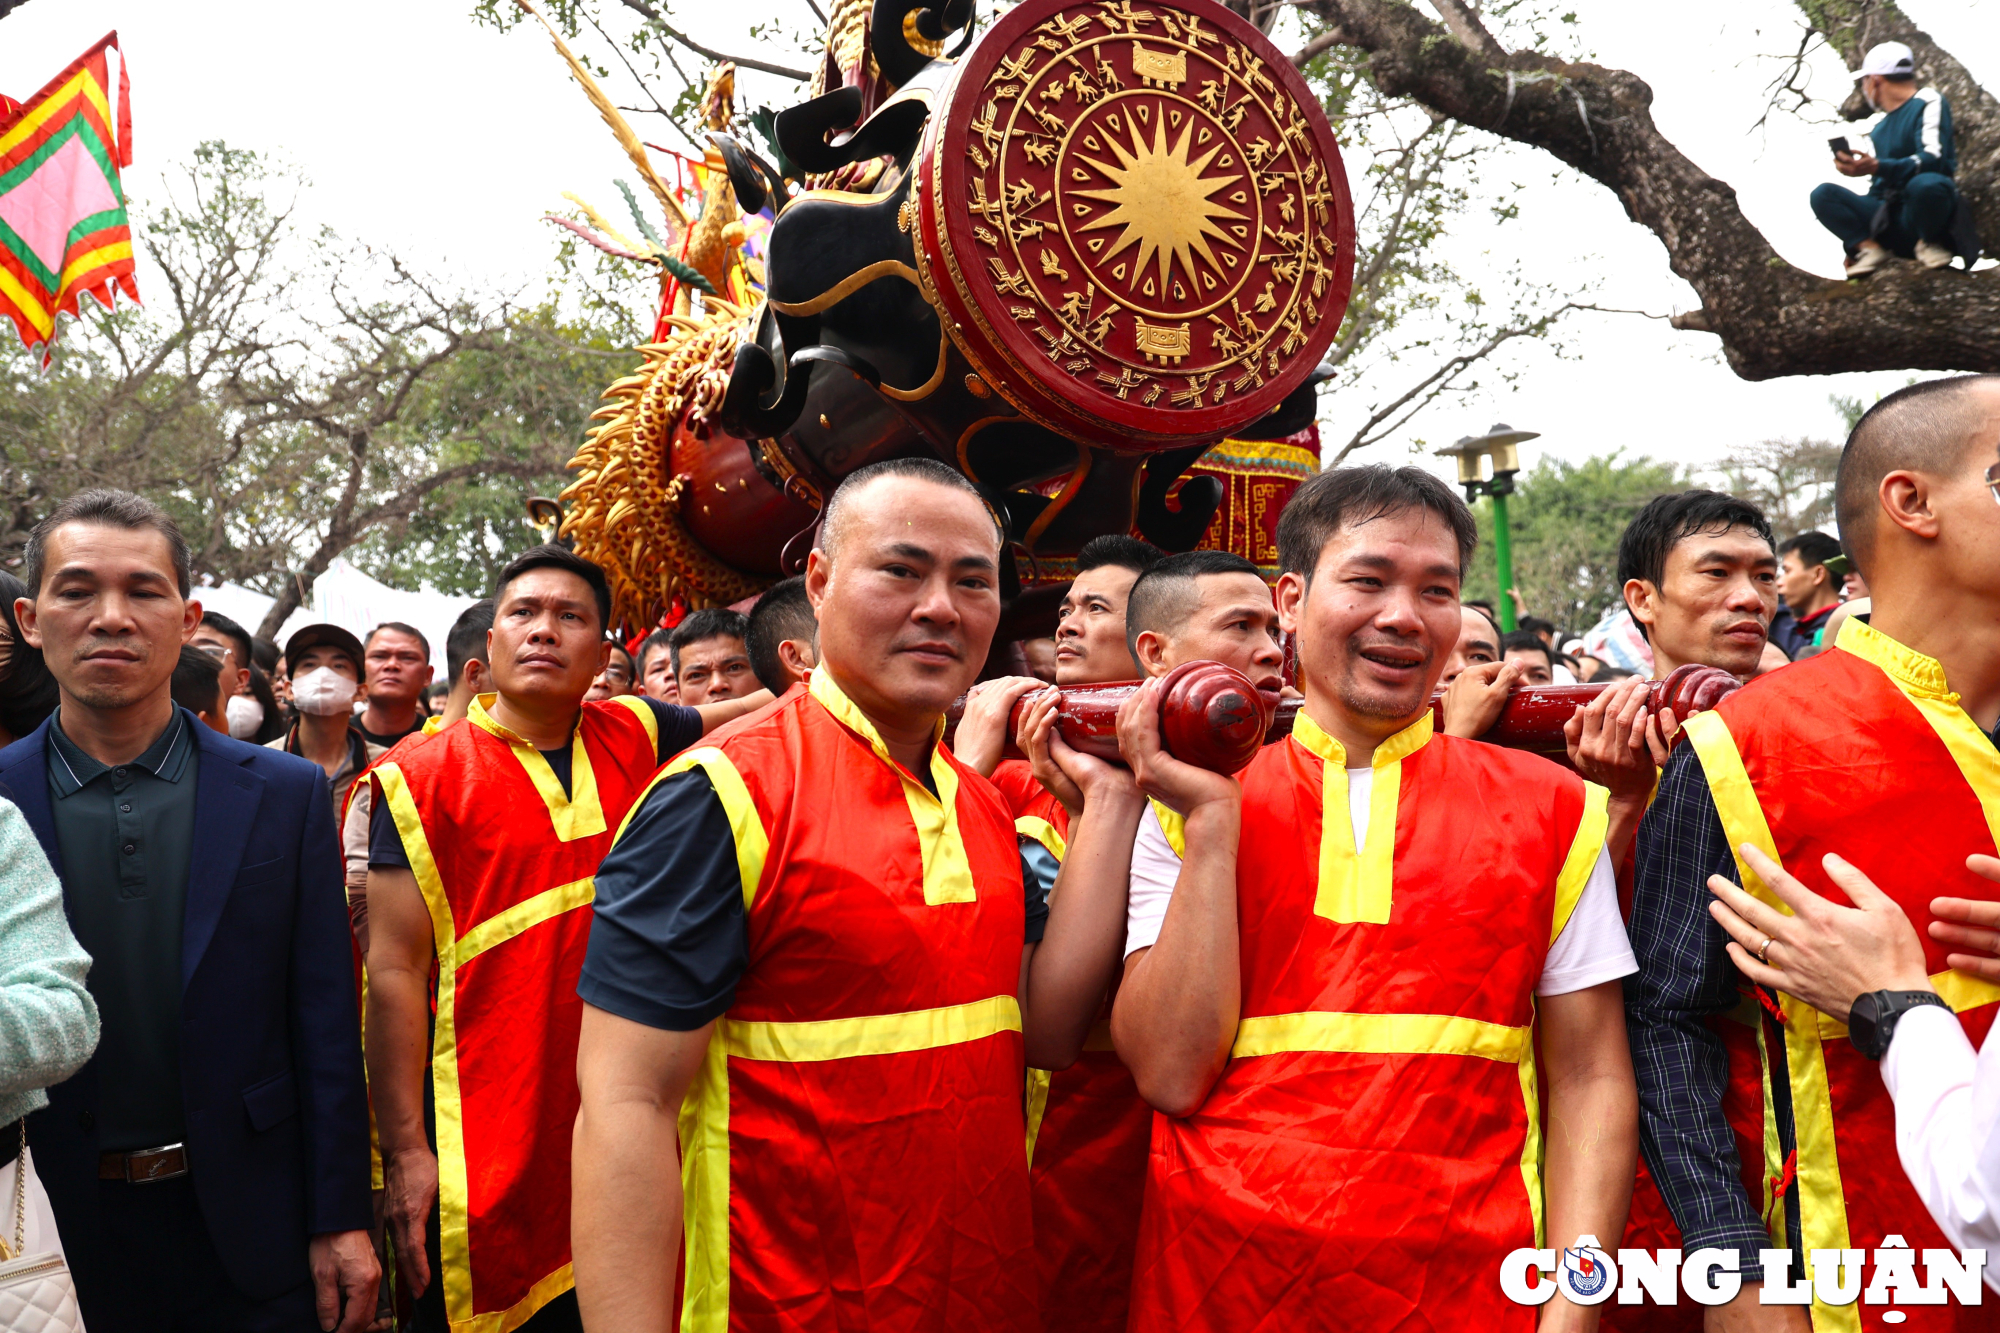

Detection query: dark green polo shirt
(49, 707), (199, 1151)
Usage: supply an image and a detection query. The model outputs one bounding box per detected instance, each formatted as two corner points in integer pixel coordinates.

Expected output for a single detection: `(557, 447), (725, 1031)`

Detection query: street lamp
(1437, 423), (1539, 632)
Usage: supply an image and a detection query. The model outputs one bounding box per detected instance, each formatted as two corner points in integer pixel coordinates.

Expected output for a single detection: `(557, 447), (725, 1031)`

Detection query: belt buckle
(124, 1142), (186, 1183)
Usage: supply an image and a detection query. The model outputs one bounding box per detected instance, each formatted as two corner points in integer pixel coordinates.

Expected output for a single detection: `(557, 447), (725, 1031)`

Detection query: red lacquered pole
(956, 662), (1740, 776)
(991, 661), (1275, 775)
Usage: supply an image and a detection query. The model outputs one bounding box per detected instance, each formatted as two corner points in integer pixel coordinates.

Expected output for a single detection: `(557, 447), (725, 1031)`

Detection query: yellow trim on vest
(678, 1023), (731, 1333)
(607, 691), (660, 752)
(375, 765), (477, 1328)
(469, 1264), (579, 1333)
(1681, 709), (1859, 1333)
(1025, 1067), (1052, 1164)
(374, 765), (594, 1331)
(1150, 798), (1186, 858)
(1016, 815), (1066, 863)
(1231, 1009), (1528, 1062)
(1518, 1006), (1545, 1247)
(1838, 617), (2000, 852)
(811, 669), (977, 905)
(452, 876), (595, 967)
(1552, 783), (1611, 947)
(1290, 709), (1432, 926)
(1755, 1023), (1786, 1245)
(466, 694), (606, 842)
(724, 994), (1022, 1062)
(632, 748), (770, 911)
(1815, 969), (2000, 1039)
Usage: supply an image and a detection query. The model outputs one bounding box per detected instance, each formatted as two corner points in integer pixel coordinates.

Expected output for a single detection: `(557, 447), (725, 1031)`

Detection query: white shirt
(1879, 1001), (2000, 1288)
(1124, 766), (1637, 997)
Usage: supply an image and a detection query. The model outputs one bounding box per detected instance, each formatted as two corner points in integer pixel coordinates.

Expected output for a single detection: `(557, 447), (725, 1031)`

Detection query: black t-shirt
(357, 719), (426, 749)
(577, 769), (1052, 1032)
(369, 697), (702, 870)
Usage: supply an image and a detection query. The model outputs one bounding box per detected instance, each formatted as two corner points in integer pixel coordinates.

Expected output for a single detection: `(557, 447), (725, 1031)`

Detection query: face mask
(292, 666), (359, 717)
(225, 694), (265, 739)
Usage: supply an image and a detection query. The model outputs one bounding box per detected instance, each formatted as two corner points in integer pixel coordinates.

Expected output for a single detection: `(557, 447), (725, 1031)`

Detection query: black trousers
(77, 1177), (318, 1333)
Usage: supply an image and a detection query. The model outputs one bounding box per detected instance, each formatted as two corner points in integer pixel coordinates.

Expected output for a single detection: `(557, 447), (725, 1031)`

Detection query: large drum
(911, 0), (1356, 452)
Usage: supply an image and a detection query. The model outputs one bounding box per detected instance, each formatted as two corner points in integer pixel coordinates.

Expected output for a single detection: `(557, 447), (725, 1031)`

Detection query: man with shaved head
(1627, 373), (2000, 1328)
(571, 457), (1132, 1333)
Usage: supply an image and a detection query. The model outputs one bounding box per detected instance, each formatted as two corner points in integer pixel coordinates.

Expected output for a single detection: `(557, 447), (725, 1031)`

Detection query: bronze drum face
(914, 0), (1355, 452)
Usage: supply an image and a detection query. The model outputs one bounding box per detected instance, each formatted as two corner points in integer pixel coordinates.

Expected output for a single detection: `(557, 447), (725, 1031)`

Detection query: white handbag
(0, 1121), (82, 1333)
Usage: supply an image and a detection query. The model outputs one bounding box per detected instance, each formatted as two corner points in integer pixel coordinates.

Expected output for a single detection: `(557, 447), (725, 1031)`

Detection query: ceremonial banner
(1173, 427), (1319, 579)
(1023, 426), (1319, 586)
(0, 33), (137, 363)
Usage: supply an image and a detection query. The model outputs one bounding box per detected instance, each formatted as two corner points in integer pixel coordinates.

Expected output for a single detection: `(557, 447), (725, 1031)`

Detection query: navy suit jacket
(1, 709), (372, 1299)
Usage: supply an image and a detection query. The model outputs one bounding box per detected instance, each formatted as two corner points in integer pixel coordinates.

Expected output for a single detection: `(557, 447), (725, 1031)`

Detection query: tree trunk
(1304, 0), (2000, 379)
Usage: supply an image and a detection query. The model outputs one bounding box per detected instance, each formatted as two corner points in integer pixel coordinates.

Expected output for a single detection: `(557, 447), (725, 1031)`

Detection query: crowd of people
(1, 373), (1998, 1333)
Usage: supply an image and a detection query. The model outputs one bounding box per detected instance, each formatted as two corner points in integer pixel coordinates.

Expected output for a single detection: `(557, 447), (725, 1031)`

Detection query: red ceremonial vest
(992, 758), (1069, 850)
(1680, 619), (2000, 1333)
(1129, 710), (1607, 1332)
(995, 760), (1152, 1333)
(372, 694), (662, 1332)
(660, 671), (1036, 1333)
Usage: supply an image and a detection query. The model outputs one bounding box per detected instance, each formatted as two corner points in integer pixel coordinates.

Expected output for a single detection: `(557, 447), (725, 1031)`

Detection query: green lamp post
(1436, 424), (1539, 632)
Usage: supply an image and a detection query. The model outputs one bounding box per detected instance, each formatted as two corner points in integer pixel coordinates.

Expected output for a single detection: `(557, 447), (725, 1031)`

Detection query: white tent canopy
(192, 559), (478, 675)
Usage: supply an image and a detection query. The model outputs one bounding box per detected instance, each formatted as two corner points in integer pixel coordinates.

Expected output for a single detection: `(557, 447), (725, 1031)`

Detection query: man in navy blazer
(4, 490), (376, 1333)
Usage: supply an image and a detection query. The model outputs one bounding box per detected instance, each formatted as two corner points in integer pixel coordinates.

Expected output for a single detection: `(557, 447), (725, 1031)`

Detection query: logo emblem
(1558, 1237), (1617, 1305)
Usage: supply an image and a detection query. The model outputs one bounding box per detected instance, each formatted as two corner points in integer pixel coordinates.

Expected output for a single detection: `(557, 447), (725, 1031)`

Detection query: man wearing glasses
(586, 640), (639, 702)
(1625, 373), (2000, 1329)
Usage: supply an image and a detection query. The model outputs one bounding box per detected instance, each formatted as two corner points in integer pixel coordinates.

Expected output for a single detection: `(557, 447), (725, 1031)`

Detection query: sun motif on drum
(916, 0), (1353, 447)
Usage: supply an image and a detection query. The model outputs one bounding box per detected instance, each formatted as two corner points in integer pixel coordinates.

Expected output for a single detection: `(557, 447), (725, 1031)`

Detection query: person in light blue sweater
(0, 796), (97, 1126)
(1811, 39), (1963, 276)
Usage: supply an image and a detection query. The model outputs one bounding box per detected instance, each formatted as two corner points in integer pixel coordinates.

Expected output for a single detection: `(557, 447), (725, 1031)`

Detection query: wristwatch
(1848, 990), (1950, 1061)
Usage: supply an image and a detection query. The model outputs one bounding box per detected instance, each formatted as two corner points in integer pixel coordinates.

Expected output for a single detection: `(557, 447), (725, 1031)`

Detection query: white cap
(1858, 41), (1916, 79)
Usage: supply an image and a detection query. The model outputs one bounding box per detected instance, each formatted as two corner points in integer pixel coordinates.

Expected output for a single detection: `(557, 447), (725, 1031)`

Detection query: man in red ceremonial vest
(364, 545), (768, 1333)
(954, 531), (1164, 1333)
(568, 457), (1136, 1333)
(1114, 464), (1641, 1332)
(1590, 491), (1784, 1333)
(955, 533), (1164, 846)
(1628, 374), (2000, 1333)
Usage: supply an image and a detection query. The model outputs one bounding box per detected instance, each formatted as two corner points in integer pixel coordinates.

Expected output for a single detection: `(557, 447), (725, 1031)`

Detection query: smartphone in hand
(1829, 136), (1853, 155)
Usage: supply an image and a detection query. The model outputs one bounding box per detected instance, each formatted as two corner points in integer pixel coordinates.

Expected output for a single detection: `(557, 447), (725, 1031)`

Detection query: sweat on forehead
(817, 458), (1003, 562)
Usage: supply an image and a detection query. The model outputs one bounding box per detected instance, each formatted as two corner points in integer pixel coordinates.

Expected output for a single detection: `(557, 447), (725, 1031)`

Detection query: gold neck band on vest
(1837, 617), (2000, 850)
(809, 669), (977, 905)
(1290, 709), (1433, 925)
(467, 693), (606, 841)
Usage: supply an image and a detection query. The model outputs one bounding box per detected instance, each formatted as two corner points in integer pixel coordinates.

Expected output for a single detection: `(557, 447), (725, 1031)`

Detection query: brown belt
(99, 1143), (187, 1183)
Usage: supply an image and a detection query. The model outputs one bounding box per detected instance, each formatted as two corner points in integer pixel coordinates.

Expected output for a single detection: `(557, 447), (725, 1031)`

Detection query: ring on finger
(1756, 935), (1774, 966)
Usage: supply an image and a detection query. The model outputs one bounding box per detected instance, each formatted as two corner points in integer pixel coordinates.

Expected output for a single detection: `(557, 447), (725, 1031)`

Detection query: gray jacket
(0, 797), (97, 1124)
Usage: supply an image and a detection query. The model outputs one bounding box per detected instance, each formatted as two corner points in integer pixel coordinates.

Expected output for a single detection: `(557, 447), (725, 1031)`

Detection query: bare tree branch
(612, 0), (810, 81)
(1330, 301), (1591, 463)
(588, 7), (706, 152)
(1425, 0), (1504, 61)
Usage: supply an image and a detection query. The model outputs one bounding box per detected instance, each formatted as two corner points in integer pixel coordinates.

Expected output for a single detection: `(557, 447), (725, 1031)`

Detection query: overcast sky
(3, 0), (1995, 486)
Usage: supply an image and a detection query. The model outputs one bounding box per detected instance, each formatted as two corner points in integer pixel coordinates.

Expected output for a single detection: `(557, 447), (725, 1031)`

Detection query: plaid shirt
(1626, 743), (1793, 1281)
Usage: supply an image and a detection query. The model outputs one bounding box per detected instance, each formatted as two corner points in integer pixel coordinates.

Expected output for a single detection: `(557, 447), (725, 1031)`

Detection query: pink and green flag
(0, 33), (138, 364)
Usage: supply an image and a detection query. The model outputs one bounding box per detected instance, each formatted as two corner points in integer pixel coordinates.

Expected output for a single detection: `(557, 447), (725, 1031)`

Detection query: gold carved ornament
(559, 298), (770, 630)
(928, 0), (1343, 431)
